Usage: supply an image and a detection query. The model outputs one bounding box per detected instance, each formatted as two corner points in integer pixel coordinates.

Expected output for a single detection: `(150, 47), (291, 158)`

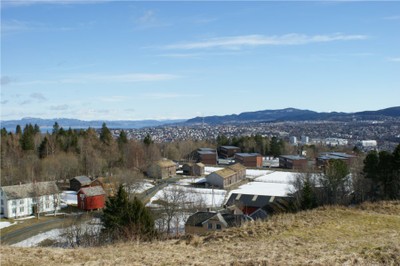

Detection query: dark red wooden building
(77, 186), (106, 211)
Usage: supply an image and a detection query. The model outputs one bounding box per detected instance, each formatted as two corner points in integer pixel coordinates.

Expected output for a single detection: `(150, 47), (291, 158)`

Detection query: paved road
(1, 214), (85, 245)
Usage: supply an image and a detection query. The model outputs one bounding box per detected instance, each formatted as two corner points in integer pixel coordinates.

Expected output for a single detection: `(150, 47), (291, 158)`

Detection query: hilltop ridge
(1, 201), (399, 265)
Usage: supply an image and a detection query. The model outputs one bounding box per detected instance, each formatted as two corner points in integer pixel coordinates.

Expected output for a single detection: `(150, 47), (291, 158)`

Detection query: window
(216, 224), (222, 230)
(20, 206), (24, 213)
(20, 199), (24, 204)
(208, 223), (213, 230)
(12, 208), (16, 214)
(12, 200), (16, 206)
(45, 202), (50, 209)
(1, 199), (3, 205)
(45, 195), (50, 200)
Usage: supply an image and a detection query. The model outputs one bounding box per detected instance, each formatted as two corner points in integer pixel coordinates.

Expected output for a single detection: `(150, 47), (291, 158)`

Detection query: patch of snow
(0, 221), (17, 229)
(254, 171), (297, 184)
(204, 166), (223, 175)
(15, 216), (35, 221)
(147, 185), (226, 208)
(176, 177), (207, 186)
(12, 218), (103, 248)
(246, 169), (274, 177)
(128, 181), (155, 194)
(61, 191), (78, 206)
(12, 228), (64, 247)
(229, 182), (294, 198)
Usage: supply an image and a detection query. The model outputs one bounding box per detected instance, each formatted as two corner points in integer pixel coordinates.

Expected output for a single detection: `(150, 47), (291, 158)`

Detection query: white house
(0, 181), (60, 219)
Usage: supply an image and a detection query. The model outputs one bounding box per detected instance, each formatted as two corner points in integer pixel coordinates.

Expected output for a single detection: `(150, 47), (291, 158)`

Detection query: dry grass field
(1, 201), (399, 265)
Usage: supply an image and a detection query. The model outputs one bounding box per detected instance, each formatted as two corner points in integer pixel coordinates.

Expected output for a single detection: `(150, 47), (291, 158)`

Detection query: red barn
(77, 186), (106, 211)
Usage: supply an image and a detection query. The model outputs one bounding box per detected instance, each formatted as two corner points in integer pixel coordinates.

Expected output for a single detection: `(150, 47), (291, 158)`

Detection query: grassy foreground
(1, 201), (399, 265)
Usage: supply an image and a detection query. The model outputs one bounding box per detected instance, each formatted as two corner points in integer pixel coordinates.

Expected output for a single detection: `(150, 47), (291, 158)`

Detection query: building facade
(147, 159), (177, 179)
(182, 163), (205, 176)
(218, 146), (241, 159)
(206, 163), (246, 189)
(77, 186), (106, 211)
(0, 181), (60, 218)
(279, 155), (308, 169)
(235, 153), (263, 168)
(196, 148), (217, 165)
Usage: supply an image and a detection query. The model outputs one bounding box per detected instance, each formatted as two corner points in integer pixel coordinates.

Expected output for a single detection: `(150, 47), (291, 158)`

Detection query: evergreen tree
(20, 124), (35, 151)
(102, 185), (155, 241)
(100, 123), (112, 145)
(269, 137), (282, 157)
(1, 128), (7, 138)
(143, 133), (153, 146)
(38, 136), (49, 159)
(33, 124), (40, 134)
(301, 178), (317, 210)
(216, 134), (229, 146)
(118, 130), (128, 146)
(15, 125), (22, 135)
(52, 122), (60, 135)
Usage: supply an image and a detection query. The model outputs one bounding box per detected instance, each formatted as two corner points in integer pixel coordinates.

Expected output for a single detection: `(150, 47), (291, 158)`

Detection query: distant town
(111, 119), (399, 152)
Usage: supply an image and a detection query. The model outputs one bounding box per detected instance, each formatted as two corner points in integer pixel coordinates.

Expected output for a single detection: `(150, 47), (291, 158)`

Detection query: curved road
(1, 215), (84, 245)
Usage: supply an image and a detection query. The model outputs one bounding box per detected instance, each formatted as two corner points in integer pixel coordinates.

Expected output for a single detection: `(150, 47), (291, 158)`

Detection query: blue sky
(1, 1), (399, 121)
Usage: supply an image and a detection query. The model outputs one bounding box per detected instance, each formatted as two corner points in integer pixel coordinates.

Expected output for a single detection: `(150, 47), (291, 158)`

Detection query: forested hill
(0, 118), (186, 132)
(185, 106), (400, 124)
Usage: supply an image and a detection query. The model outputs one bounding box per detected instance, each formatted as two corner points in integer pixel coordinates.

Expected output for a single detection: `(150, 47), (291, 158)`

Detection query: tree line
(294, 144), (400, 211)
(1, 123), (221, 186)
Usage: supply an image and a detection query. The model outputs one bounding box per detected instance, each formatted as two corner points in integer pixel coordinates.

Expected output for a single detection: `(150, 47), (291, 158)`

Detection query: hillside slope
(1, 201), (399, 265)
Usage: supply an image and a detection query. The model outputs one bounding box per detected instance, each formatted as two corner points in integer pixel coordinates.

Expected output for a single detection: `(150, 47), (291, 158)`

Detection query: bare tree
(153, 186), (187, 235)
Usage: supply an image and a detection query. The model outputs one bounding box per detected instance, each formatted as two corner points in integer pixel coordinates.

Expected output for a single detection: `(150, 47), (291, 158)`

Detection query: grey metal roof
(197, 151), (216, 155)
(71, 176), (92, 186)
(236, 153), (261, 157)
(220, 146), (240, 149)
(249, 208), (268, 220)
(226, 193), (273, 208)
(319, 152), (356, 160)
(198, 148), (216, 152)
(1, 181), (59, 200)
(280, 155), (306, 160)
(79, 186), (106, 197)
(186, 211), (216, 227)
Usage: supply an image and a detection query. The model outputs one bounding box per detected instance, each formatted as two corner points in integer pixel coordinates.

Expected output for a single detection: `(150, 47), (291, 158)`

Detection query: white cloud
(387, 57), (400, 62)
(98, 96), (130, 102)
(2, 0), (111, 8)
(165, 33), (369, 50)
(12, 73), (179, 86)
(383, 15), (400, 20)
(138, 10), (156, 24)
(50, 104), (69, 111)
(142, 93), (201, 99)
(30, 93), (47, 101)
(1, 76), (15, 86)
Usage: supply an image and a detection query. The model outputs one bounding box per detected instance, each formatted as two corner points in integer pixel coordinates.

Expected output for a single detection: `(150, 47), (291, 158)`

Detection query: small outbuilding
(182, 163), (205, 176)
(77, 186), (106, 211)
(147, 159), (177, 179)
(70, 176), (92, 192)
(206, 163), (246, 189)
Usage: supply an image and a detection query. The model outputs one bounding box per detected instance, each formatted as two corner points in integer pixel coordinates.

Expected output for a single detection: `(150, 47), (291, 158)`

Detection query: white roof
(254, 171), (297, 184)
(230, 182), (294, 198)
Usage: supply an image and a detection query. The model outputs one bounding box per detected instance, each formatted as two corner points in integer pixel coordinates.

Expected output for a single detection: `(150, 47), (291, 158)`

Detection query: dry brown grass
(1, 201), (400, 265)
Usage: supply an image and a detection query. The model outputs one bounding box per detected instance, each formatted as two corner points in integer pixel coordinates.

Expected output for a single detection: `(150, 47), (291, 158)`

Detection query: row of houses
(1, 176), (112, 218)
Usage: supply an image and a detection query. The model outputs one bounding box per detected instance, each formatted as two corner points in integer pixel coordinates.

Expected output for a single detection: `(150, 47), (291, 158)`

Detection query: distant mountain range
(0, 118), (185, 132)
(1, 107), (399, 131)
(185, 106), (400, 124)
